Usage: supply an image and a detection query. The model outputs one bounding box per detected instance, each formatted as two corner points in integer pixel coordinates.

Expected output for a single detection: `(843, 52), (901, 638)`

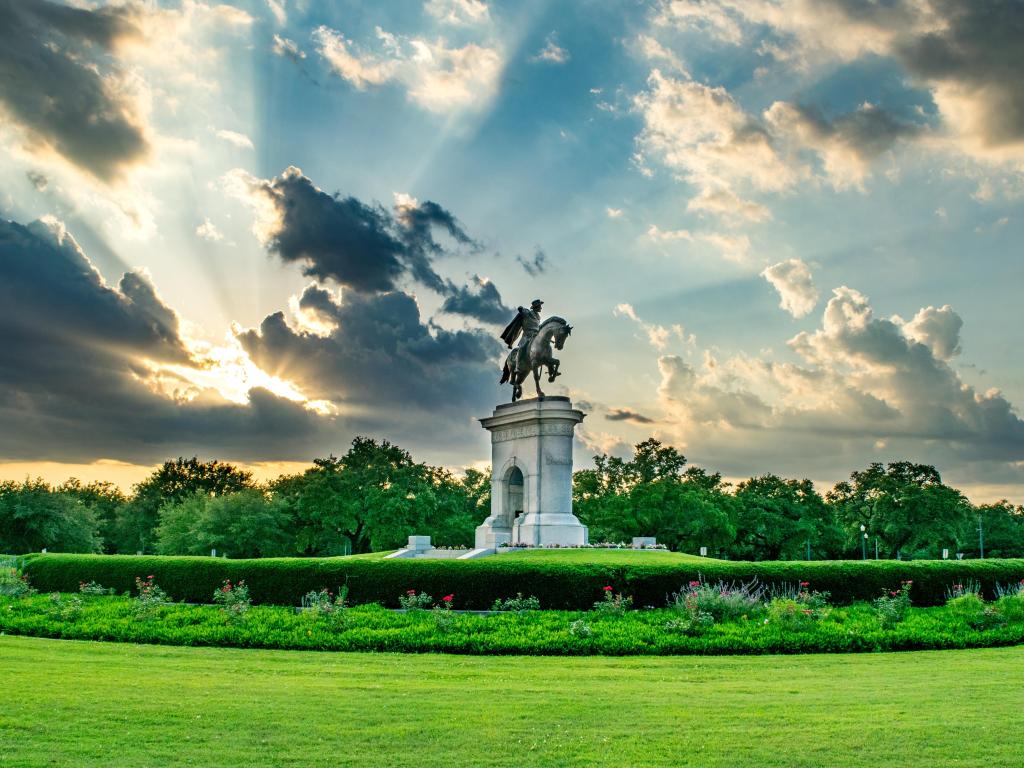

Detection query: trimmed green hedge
(21, 553), (1024, 609)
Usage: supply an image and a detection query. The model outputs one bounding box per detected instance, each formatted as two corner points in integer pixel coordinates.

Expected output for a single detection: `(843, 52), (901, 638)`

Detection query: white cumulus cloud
(761, 258), (819, 318)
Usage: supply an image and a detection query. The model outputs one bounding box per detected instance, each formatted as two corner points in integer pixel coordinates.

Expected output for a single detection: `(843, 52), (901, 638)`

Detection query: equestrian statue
(499, 298), (572, 402)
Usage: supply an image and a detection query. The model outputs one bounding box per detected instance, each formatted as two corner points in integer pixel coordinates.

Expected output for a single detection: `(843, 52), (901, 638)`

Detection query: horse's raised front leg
(547, 357), (560, 382)
(533, 365), (545, 398)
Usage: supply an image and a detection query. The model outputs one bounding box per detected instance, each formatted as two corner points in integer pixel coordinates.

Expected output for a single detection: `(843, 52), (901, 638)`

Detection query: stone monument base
(474, 396), (588, 549)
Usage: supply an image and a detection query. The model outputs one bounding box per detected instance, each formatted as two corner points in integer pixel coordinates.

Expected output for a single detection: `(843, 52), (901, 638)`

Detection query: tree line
(2, 437), (1022, 560)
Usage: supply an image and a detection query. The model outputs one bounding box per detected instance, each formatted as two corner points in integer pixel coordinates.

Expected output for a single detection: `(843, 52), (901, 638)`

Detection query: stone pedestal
(474, 397), (588, 548)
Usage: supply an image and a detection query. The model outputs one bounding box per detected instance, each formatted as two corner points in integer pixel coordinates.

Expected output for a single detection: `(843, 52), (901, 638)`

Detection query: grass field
(1, 636), (1022, 767)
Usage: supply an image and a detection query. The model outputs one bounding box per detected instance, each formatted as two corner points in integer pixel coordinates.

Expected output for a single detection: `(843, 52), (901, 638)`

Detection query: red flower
(603, 586), (614, 592)
(406, 589), (416, 595)
(799, 581), (810, 587)
(442, 594), (454, 603)
(147, 575), (154, 580)
(689, 580), (701, 588)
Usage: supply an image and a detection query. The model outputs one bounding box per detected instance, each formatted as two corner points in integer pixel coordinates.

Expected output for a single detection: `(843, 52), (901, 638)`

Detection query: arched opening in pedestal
(505, 466), (524, 535)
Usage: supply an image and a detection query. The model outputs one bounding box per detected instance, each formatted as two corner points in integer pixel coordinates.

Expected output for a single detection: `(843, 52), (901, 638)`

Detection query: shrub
(569, 619), (591, 638)
(873, 580), (912, 628)
(301, 587), (350, 628)
(766, 599), (817, 631)
(0, 563), (35, 598)
(432, 594), (455, 631)
(593, 586), (632, 614)
(399, 589), (435, 610)
(491, 593), (541, 612)
(994, 579), (1024, 599)
(212, 580), (251, 623)
(664, 613), (715, 636)
(946, 592), (1006, 630)
(671, 578), (767, 623)
(769, 581), (831, 610)
(78, 581), (114, 596)
(20, 553), (1024, 610)
(134, 575), (169, 619)
(945, 580), (981, 601)
(47, 592), (83, 621)
(996, 593), (1024, 622)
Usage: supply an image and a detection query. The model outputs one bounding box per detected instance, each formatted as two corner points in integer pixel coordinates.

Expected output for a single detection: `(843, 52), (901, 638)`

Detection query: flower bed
(3, 577), (1024, 656)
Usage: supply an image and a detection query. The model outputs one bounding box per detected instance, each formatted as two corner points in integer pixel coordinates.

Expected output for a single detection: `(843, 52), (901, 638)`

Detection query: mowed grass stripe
(1, 636), (1022, 767)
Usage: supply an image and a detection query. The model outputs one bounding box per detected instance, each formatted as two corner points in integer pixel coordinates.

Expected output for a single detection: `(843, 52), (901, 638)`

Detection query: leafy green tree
(155, 489), (293, 558)
(961, 501), (1024, 559)
(731, 475), (842, 560)
(460, 467), (491, 519)
(574, 439), (735, 553)
(826, 462), (972, 559)
(114, 458), (254, 553)
(271, 438), (475, 555)
(57, 479), (127, 554)
(0, 479), (102, 554)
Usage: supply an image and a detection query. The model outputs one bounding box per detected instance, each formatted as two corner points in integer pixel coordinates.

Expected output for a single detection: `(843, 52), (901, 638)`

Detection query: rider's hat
(530, 298), (544, 309)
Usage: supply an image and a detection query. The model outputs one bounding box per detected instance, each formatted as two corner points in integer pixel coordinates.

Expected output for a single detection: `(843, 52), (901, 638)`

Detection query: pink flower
(603, 586), (614, 592)
(442, 594), (454, 603)
(406, 589), (416, 595)
(689, 581), (701, 588)
(800, 581), (810, 588)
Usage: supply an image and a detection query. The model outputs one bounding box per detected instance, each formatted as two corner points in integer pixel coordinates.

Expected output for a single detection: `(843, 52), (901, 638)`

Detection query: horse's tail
(499, 361), (510, 384)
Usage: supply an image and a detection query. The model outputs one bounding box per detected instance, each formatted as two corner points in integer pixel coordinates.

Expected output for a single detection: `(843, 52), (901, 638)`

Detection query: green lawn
(1, 636), (1022, 767)
(494, 547), (709, 564)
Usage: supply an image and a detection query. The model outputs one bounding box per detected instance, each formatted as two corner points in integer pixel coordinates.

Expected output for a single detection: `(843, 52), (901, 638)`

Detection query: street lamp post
(860, 524), (867, 560)
(875, 537), (879, 560)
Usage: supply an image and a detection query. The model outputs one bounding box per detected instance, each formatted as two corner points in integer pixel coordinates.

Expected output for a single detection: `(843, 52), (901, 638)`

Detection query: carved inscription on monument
(491, 421), (576, 444)
(544, 451), (574, 466)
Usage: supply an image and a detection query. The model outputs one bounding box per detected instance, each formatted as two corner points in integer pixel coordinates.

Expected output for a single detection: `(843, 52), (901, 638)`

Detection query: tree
(155, 489), (293, 558)
(0, 479), (102, 554)
(57, 479), (127, 554)
(574, 439), (734, 553)
(271, 438), (472, 555)
(827, 462), (972, 558)
(731, 475), (842, 560)
(114, 458), (254, 553)
(963, 501), (1024, 559)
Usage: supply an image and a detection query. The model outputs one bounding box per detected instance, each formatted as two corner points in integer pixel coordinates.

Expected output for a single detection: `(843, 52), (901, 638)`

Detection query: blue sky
(0, 0), (1022, 500)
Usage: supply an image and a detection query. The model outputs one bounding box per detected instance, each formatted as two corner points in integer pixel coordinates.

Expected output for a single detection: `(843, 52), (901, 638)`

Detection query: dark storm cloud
(606, 408), (656, 424)
(790, 103), (921, 159)
(236, 167), (478, 295)
(238, 285), (501, 414)
(236, 284), (499, 428)
(894, 0), (1024, 148)
(398, 199), (480, 294)
(0, 217), (330, 463)
(516, 248), (548, 276)
(0, 0), (149, 181)
(0, 217), (189, 365)
(440, 276), (511, 324)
